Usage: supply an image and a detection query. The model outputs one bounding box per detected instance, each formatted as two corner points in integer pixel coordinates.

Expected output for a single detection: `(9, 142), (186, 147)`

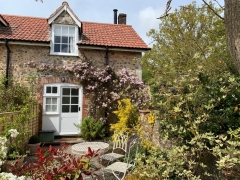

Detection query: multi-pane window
(52, 24), (78, 55)
(45, 86), (58, 113)
(62, 88), (79, 113)
(46, 86), (57, 94)
(46, 97), (57, 112)
(44, 85), (80, 114)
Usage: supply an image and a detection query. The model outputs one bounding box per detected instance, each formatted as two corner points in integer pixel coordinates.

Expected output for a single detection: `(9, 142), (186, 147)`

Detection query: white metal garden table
(72, 141), (109, 155)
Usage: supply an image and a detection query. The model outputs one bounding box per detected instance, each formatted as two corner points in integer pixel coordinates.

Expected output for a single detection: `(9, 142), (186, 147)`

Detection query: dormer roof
(0, 14), (9, 27)
(48, 1), (81, 27)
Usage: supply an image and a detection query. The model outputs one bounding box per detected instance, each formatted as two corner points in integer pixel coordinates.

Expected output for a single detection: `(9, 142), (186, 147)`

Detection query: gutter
(78, 44), (151, 53)
(0, 40), (50, 46)
(4, 39), (11, 88)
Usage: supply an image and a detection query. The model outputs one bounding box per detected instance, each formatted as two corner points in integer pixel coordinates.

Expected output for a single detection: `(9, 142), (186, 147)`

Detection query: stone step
(41, 136), (84, 146)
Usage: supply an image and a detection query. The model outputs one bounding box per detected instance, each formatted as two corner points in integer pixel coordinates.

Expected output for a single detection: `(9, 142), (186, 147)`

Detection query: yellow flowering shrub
(111, 99), (156, 150)
(110, 98), (139, 135)
(147, 111), (155, 124)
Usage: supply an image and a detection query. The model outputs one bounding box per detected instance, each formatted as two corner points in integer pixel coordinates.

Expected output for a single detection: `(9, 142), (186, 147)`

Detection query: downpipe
(4, 39), (11, 88)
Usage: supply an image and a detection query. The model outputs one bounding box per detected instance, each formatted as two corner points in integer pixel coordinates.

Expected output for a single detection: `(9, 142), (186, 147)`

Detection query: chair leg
(111, 171), (127, 180)
(101, 171), (105, 180)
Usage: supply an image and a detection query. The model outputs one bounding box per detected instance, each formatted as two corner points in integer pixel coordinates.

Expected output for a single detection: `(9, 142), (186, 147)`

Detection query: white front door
(42, 83), (82, 135)
(60, 86), (82, 135)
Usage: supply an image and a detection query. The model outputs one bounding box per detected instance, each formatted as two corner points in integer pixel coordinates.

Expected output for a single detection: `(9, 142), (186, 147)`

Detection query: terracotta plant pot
(27, 142), (41, 156)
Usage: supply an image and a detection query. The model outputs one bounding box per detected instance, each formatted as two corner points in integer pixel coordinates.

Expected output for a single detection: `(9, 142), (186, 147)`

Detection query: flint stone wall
(0, 44), (142, 122)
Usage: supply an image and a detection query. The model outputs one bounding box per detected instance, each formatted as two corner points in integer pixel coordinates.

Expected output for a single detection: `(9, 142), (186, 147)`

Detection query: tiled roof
(80, 21), (150, 50)
(0, 2), (150, 50)
(0, 14), (50, 42)
(0, 15), (9, 26)
(48, 1), (81, 24)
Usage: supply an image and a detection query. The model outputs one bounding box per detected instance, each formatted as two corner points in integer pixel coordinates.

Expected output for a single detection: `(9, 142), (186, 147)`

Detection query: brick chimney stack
(118, 13), (127, 24)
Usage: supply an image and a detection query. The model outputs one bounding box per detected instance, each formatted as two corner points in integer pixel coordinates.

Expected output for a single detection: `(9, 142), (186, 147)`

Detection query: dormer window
(50, 24), (78, 56)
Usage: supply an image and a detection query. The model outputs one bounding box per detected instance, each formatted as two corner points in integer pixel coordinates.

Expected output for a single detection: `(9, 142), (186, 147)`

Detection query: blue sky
(0, 0), (224, 47)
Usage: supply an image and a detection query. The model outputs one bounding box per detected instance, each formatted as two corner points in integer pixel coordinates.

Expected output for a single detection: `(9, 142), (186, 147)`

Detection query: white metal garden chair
(100, 131), (128, 165)
(102, 137), (138, 180)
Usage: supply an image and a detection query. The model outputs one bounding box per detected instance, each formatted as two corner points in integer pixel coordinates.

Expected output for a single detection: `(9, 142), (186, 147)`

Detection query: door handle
(78, 107), (81, 111)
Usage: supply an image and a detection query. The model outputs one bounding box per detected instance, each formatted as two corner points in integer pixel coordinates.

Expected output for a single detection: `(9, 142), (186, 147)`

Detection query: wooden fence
(0, 104), (40, 151)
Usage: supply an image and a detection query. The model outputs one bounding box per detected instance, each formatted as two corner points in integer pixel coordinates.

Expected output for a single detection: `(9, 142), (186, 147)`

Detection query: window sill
(43, 112), (59, 115)
(50, 52), (79, 57)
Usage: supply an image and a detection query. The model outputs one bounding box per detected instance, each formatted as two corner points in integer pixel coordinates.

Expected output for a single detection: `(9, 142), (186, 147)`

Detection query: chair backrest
(112, 131), (128, 153)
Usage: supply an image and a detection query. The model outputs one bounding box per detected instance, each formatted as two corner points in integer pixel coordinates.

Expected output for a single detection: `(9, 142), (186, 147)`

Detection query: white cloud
(138, 6), (164, 46)
(139, 7), (161, 30)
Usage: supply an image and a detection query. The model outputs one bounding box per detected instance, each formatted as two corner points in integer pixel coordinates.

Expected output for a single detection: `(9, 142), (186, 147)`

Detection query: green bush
(0, 76), (33, 112)
(7, 146), (24, 160)
(75, 117), (105, 141)
(28, 135), (40, 144)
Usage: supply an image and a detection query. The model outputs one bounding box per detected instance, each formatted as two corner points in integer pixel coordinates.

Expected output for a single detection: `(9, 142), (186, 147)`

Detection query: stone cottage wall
(140, 110), (177, 149)
(139, 110), (160, 147)
(0, 44), (142, 126)
(53, 11), (76, 25)
(80, 49), (142, 79)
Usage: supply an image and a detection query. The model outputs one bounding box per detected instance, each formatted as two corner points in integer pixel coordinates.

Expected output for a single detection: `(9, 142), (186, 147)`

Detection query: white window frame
(50, 24), (78, 56)
(43, 85), (60, 114)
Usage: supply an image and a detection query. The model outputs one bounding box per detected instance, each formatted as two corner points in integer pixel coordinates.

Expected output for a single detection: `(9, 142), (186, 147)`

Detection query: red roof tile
(0, 2), (150, 50)
(80, 21), (150, 49)
(0, 15), (9, 26)
(0, 14), (50, 42)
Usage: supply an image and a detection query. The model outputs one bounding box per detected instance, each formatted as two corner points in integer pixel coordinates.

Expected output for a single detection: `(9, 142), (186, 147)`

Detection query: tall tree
(143, 1), (234, 105)
(161, 0), (240, 74)
(224, 0), (240, 74)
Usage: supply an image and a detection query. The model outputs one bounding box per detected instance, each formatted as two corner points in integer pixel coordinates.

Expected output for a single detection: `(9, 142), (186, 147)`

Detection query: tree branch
(202, 0), (224, 21)
(213, 0), (224, 10)
(159, 0), (224, 21)
(157, 0), (172, 19)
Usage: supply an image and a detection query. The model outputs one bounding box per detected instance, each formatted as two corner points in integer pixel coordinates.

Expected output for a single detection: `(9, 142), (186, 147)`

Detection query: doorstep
(41, 136), (84, 146)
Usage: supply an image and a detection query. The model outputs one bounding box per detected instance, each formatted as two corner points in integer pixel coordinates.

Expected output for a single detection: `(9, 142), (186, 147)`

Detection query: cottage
(0, 2), (150, 136)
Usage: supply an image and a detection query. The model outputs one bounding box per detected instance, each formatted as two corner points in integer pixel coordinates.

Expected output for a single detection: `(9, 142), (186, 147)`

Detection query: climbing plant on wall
(26, 59), (150, 125)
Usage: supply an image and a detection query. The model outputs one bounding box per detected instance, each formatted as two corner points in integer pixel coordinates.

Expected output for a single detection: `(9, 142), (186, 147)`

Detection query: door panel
(60, 87), (82, 134)
(60, 86), (82, 135)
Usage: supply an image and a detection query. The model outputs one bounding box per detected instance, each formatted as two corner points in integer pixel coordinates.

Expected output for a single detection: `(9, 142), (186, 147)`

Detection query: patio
(24, 137), (118, 180)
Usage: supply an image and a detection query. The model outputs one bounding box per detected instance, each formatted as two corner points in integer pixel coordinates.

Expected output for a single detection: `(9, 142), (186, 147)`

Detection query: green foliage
(159, 69), (240, 139)
(142, 1), (236, 107)
(142, 53), (240, 177)
(0, 75), (38, 154)
(133, 129), (240, 179)
(7, 146), (24, 160)
(143, 67), (240, 178)
(0, 75), (34, 112)
(2, 129), (26, 161)
(28, 135), (40, 144)
(75, 117), (105, 141)
(136, 1), (240, 179)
